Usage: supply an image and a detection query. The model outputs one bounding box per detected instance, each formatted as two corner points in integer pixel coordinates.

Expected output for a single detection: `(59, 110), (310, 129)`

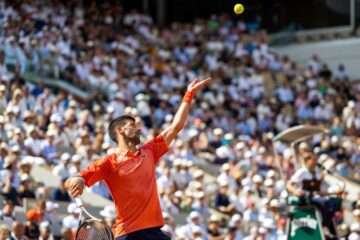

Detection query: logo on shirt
(141, 154), (146, 158)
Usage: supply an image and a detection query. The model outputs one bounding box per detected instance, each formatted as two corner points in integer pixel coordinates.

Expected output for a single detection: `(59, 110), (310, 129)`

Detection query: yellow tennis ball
(234, 3), (244, 15)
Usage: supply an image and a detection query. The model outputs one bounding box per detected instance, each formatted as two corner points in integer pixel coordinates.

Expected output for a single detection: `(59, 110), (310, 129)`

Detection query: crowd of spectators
(1, 0), (360, 240)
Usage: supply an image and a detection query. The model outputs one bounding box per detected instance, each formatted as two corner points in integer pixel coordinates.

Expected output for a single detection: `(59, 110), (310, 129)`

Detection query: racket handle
(75, 198), (84, 207)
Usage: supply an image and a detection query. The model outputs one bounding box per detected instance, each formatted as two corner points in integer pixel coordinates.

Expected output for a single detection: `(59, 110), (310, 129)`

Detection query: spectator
(62, 203), (80, 230)
(0, 224), (10, 240)
(0, 200), (16, 228)
(38, 221), (51, 240)
(10, 221), (27, 240)
(99, 206), (116, 229)
(215, 181), (235, 215)
(51, 178), (71, 202)
(0, 155), (20, 205)
(207, 214), (224, 239)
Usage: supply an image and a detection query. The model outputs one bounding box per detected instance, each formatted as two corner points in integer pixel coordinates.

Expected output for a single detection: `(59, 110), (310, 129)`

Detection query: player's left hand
(187, 77), (212, 93)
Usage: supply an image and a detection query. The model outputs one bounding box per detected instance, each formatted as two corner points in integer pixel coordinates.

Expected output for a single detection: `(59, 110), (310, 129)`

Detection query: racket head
(75, 219), (114, 240)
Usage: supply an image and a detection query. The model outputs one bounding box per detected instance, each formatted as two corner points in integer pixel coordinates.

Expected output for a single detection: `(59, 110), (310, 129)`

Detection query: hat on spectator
(299, 142), (310, 151)
(221, 163), (230, 172)
(243, 186), (253, 193)
(241, 178), (251, 188)
(135, 93), (148, 102)
(39, 221), (51, 230)
(26, 125), (37, 136)
(46, 130), (57, 137)
(264, 178), (274, 187)
(247, 200), (255, 207)
(213, 128), (223, 136)
(270, 199), (280, 208)
(266, 169), (276, 178)
(235, 142), (245, 150)
(61, 153), (71, 162)
(224, 133), (234, 140)
(187, 160), (194, 167)
(252, 174), (263, 183)
(27, 209), (41, 221)
(19, 158), (32, 168)
(68, 100), (77, 108)
(10, 145), (20, 153)
(278, 218), (286, 226)
(46, 201), (59, 211)
(3, 155), (16, 168)
(193, 181), (203, 190)
(79, 129), (89, 137)
(67, 203), (81, 214)
(174, 191), (183, 198)
(102, 142), (111, 150)
(71, 154), (82, 163)
(283, 148), (293, 159)
(0, 75), (9, 82)
(115, 92), (124, 99)
(231, 214), (242, 223)
(99, 206), (116, 219)
(13, 88), (22, 97)
(258, 146), (266, 154)
(331, 136), (339, 144)
(348, 233), (360, 240)
(244, 151), (252, 159)
(164, 114), (173, 122)
(209, 214), (220, 223)
(258, 227), (267, 234)
(50, 113), (62, 123)
(189, 211), (201, 220)
(13, 128), (21, 135)
(23, 111), (33, 120)
(218, 180), (229, 187)
(348, 100), (356, 108)
(261, 198), (270, 206)
(193, 170), (204, 179)
(106, 106), (115, 113)
(0, 115), (5, 124)
(173, 158), (181, 166)
(0, 142), (8, 151)
(353, 209), (360, 217)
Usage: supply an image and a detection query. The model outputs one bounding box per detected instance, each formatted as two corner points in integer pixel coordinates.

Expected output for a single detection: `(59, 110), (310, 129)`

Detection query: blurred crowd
(1, 0), (360, 240)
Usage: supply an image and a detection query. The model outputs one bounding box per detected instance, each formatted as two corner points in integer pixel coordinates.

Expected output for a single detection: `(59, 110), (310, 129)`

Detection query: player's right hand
(295, 189), (305, 197)
(67, 177), (85, 198)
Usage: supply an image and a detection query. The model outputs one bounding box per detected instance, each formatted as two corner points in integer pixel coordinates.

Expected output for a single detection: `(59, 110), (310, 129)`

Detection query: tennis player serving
(65, 77), (211, 239)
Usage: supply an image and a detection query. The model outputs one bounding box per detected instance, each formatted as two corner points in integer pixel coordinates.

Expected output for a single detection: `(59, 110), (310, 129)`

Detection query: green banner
(287, 207), (324, 240)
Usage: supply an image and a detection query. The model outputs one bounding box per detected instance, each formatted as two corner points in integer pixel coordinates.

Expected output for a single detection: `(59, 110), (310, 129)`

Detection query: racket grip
(75, 198), (84, 207)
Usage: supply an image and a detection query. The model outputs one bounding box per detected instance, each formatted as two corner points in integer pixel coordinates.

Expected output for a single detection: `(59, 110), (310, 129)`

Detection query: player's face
(306, 155), (317, 170)
(121, 121), (141, 145)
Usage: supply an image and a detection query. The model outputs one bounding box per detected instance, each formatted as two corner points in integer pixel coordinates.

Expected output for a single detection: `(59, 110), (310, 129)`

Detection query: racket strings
(76, 220), (113, 240)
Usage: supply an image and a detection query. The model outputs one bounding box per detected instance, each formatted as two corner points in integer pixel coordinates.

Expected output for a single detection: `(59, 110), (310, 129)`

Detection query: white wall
(274, 38), (360, 81)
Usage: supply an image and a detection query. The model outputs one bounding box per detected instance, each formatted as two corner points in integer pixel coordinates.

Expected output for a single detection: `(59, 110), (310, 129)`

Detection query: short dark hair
(108, 115), (135, 143)
(3, 199), (15, 206)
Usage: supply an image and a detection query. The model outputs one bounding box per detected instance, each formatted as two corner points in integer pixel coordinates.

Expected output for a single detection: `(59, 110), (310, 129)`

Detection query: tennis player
(65, 77), (211, 239)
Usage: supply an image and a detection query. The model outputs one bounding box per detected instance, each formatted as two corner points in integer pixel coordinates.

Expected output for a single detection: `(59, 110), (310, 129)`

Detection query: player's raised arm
(160, 77), (211, 146)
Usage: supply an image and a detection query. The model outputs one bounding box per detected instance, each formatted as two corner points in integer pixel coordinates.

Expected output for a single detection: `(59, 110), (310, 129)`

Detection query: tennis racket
(74, 198), (114, 240)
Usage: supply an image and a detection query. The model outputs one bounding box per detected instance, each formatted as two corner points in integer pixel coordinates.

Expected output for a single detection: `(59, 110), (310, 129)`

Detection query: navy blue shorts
(115, 227), (170, 240)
